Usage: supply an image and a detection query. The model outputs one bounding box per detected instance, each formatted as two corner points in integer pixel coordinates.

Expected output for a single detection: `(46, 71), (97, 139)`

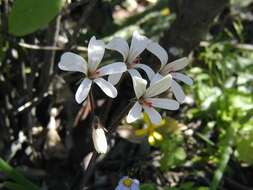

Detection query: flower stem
(80, 90), (133, 188)
(79, 89), (97, 189)
(89, 88), (95, 120)
(79, 151), (98, 190)
(108, 101), (134, 132)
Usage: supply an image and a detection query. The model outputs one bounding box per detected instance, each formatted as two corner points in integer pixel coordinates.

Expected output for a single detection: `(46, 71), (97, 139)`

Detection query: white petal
(128, 31), (149, 64)
(97, 62), (126, 77)
(115, 184), (128, 190)
(88, 36), (105, 72)
(131, 75), (147, 99)
(108, 73), (123, 85)
(172, 72), (193, 85)
(58, 52), (87, 74)
(126, 102), (142, 123)
(145, 75), (172, 98)
(147, 98), (179, 110)
(131, 182), (140, 190)
(133, 179), (140, 185)
(162, 57), (189, 74)
(143, 106), (162, 125)
(147, 41), (168, 67)
(94, 78), (117, 98)
(75, 78), (92, 104)
(128, 68), (142, 78)
(133, 64), (155, 80)
(106, 37), (129, 61)
(171, 79), (185, 103)
(150, 73), (163, 85)
(92, 128), (108, 154)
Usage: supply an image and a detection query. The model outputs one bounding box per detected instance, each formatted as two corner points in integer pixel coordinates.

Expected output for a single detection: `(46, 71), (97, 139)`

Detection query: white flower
(147, 42), (193, 103)
(106, 31), (155, 85)
(126, 75), (179, 125)
(92, 127), (108, 154)
(58, 36), (127, 104)
(115, 176), (140, 190)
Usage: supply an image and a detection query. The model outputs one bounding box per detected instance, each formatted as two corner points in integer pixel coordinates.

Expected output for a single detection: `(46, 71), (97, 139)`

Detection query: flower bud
(92, 127), (108, 154)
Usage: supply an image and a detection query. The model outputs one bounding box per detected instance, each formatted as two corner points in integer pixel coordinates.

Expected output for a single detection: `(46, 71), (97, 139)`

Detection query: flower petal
(150, 73), (163, 85)
(75, 78), (92, 104)
(133, 63), (155, 80)
(97, 62), (126, 77)
(133, 179), (140, 185)
(128, 31), (149, 64)
(162, 57), (189, 74)
(126, 102), (142, 123)
(131, 182), (140, 190)
(115, 184), (128, 190)
(128, 68), (142, 78)
(145, 74), (172, 98)
(108, 73), (123, 85)
(106, 37), (129, 61)
(147, 41), (168, 67)
(135, 128), (148, 136)
(172, 72), (193, 85)
(94, 78), (117, 98)
(58, 52), (87, 74)
(88, 36), (105, 72)
(171, 79), (185, 103)
(143, 106), (162, 125)
(132, 75), (147, 99)
(147, 98), (179, 110)
(92, 128), (108, 154)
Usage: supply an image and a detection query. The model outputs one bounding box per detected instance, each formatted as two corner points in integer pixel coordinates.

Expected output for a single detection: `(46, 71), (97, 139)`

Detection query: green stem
(210, 125), (237, 190)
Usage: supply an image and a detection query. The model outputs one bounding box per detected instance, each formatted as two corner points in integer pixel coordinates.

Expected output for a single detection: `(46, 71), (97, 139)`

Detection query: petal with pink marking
(146, 98), (179, 110)
(128, 31), (149, 64)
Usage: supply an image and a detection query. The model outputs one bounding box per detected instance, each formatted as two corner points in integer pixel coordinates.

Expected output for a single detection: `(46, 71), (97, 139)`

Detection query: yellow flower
(160, 8), (171, 16)
(135, 113), (184, 145)
(135, 113), (166, 145)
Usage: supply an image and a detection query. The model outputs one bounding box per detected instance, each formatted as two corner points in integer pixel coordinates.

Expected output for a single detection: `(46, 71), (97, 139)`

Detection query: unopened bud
(92, 127), (108, 154)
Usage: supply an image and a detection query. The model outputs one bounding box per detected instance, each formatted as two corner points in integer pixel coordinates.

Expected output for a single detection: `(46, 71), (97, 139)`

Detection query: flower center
(122, 178), (133, 187)
(140, 97), (153, 107)
(88, 70), (100, 79)
(127, 56), (141, 69)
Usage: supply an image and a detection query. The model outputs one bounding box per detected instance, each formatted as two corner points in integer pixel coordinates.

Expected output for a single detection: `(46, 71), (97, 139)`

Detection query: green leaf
(4, 182), (29, 190)
(8, 0), (65, 36)
(236, 129), (253, 164)
(0, 158), (40, 190)
(140, 183), (156, 190)
(174, 147), (187, 161)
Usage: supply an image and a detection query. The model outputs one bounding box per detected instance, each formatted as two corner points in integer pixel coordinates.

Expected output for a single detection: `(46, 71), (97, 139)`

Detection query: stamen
(140, 98), (153, 108)
(171, 72), (176, 77)
(122, 178), (133, 187)
(127, 56), (141, 68)
(88, 70), (100, 79)
(133, 56), (141, 64)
